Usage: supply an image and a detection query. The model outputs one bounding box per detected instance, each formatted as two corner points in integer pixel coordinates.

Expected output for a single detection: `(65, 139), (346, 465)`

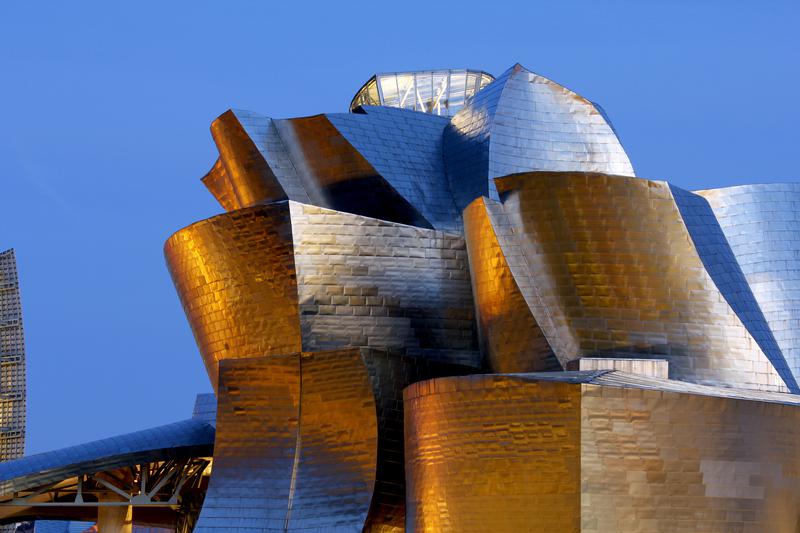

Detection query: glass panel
(379, 75), (400, 107)
(367, 79), (379, 105)
(465, 72), (479, 100)
(431, 72), (449, 115)
(396, 74), (415, 110)
(351, 70), (495, 115)
(447, 71), (467, 113)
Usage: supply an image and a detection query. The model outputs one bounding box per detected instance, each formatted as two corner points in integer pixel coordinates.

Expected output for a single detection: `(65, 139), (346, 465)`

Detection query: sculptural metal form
(2, 63), (800, 532)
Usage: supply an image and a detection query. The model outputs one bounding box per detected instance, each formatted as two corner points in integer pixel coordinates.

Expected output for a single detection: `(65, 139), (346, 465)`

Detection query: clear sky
(1, 0), (798, 454)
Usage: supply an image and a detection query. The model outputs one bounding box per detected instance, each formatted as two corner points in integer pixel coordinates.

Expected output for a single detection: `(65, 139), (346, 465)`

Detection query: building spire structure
(0, 250), (25, 463)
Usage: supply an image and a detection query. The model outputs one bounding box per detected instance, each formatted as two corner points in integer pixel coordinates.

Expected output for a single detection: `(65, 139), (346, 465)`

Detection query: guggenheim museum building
(2, 63), (800, 532)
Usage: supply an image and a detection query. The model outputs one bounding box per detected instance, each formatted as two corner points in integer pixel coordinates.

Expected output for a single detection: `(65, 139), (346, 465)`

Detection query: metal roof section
(443, 63), (636, 211)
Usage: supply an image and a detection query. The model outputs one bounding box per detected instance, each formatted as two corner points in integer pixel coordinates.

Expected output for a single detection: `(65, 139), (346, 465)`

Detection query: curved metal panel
(491, 171), (791, 392)
(210, 110), (289, 208)
(201, 158), (240, 212)
(698, 183), (800, 382)
(443, 63), (635, 212)
(274, 115), (433, 229)
(405, 372), (800, 532)
(195, 350), (378, 532)
(193, 354), (303, 531)
(328, 107), (461, 232)
(671, 185), (796, 389)
(164, 203), (302, 389)
(462, 197), (559, 372)
(0, 419), (214, 496)
(289, 202), (480, 369)
(404, 375), (582, 532)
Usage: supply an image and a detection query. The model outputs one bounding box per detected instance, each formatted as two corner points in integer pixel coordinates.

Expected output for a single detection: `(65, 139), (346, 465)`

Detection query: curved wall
(405, 373), (800, 533)
(444, 63), (635, 212)
(404, 375), (581, 532)
(462, 197), (559, 372)
(164, 204), (302, 389)
(485, 172), (792, 392)
(698, 183), (800, 382)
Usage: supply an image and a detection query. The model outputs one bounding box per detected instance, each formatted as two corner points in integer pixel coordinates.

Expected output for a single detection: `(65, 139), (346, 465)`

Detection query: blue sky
(0, 0), (797, 454)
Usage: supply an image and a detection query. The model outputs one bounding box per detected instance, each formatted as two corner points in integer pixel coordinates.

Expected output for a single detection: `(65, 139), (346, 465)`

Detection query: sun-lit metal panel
(485, 171), (793, 392)
(405, 371), (800, 532)
(164, 201), (480, 391)
(288, 202), (479, 368)
(444, 63), (635, 212)
(671, 185), (796, 387)
(195, 349), (473, 532)
(163, 204), (302, 389)
(405, 375), (582, 532)
(698, 183), (800, 383)
(194, 351), (377, 532)
(462, 197), (559, 372)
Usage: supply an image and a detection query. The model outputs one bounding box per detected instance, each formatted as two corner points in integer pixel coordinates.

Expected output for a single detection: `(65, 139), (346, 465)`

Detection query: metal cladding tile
(209, 110), (290, 208)
(671, 185), (797, 391)
(0, 418), (214, 496)
(194, 354), (307, 532)
(231, 110), (311, 204)
(462, 197), (560, 372)
(404, 375), (582, 532)
(165, 201), (480, 391)
(327, 107), (461, 233)
(444, 63), (635, 213)
(698, 183), (800, 383)
(289, 202), (480, 369)
(0, 249), (26, 462)
(358, 349), (476, 533)
(490, 171), (791, 392)
(196, 349), (474, 532)
(405, 372), (800, 532)
(273, 115), (433, 229)
(163, 202), (302, 390)
(201, 158), (240, 211)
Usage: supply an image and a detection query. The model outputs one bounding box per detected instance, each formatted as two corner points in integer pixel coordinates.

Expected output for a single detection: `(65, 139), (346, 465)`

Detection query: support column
(97, 505), (133, 533)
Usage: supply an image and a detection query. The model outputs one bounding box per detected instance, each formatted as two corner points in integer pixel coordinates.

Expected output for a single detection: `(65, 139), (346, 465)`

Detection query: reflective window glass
(379, 75), (400, 107)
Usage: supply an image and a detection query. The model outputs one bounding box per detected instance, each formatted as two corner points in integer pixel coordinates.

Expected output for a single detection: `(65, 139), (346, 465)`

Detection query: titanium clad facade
(0, 250), (25, 462)
(11, 61), (800, 532)
(405, 372), (800, 533)
(478, 171), (794, 392)
(462, 197), (559, 373)
(443, 63), (635, 212)
(195, 350), (473, 533)
(164, 201), (480, 390)
(698, 184), (800, 381)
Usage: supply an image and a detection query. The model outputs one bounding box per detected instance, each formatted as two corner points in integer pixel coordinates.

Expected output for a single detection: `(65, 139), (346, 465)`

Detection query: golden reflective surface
(405, 376), (581, 532)
(405, 373), (800, 533)
(209, 110), (288, 208)
(195, 350), (377, 531)
(463, 197), (559, 372)
(165, 201), (480, 390)
(490, 171), (789, 392)
(164, 204), (301, 389)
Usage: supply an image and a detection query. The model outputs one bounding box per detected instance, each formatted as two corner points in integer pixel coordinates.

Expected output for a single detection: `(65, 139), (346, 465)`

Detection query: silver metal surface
(699, 183), (800, 382)
(443, 63), (636, 212)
